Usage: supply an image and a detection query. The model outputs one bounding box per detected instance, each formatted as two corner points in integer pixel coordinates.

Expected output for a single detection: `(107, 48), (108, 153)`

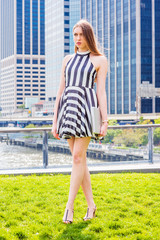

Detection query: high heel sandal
(83, 205), (96, 221)
(63, 208), (74, 224)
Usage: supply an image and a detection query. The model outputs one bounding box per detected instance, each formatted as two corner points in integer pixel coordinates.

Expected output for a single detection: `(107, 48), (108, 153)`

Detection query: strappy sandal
(83, 205), (96, 221)
(63, 208), (74, 224)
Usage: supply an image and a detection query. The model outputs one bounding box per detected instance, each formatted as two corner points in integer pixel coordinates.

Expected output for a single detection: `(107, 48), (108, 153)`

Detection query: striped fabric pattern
(57, 50), (99, 139)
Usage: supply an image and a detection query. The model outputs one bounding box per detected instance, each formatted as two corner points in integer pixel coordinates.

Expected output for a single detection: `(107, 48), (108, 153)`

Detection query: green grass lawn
(0, 173), (160, 240)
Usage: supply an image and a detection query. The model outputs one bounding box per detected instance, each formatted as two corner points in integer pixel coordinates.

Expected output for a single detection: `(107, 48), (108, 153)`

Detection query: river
(0, 140), (102, 170)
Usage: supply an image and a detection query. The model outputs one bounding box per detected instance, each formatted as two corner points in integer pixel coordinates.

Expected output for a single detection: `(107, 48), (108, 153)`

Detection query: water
(0, 142), (102, 170)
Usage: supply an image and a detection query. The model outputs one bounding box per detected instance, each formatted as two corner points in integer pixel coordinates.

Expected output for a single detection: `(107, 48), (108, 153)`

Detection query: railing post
(148, 127), (153, 164)
(43, 131), (48, 168)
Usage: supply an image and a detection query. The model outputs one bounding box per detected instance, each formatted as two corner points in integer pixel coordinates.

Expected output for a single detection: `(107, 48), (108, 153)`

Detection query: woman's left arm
(96, 56), (108, 137)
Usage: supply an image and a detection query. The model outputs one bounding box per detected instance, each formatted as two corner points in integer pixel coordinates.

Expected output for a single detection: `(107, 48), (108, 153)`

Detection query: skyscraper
(80, 0), (160, 114)
(45, 0), (70, 101)
(69, 0), (80, 54)
(0, 0), (45, 117)
(45, 0), (81, 106)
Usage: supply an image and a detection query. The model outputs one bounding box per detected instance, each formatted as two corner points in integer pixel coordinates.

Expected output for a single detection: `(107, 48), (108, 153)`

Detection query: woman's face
(73, 27), (88, 50)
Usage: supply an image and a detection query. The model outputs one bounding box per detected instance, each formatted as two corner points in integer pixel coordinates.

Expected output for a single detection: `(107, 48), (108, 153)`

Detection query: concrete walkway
(0, 161), (160, 176)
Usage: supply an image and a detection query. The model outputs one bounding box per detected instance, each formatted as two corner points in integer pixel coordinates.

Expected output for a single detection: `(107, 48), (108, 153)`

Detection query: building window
(32, 0), (38, 55)
(33, 59), (38, 64)
(40, 0), (45, 55)
(17, 0), (22, 54)
(25, 59), (30, 64)
(25, 0), (30, 54)
(17, 59), (22, 64)
(141, 98), (152, 113)
(155, 97), (160, 113)
(40, 59), (45, 64)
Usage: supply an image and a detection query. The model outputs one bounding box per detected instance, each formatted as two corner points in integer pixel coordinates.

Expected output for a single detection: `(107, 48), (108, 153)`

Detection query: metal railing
(0, 124), (160, 168)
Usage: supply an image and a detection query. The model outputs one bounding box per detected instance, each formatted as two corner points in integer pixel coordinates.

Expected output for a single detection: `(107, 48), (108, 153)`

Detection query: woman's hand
(51, 123), (60, 140)
(99, 122), (108, 137)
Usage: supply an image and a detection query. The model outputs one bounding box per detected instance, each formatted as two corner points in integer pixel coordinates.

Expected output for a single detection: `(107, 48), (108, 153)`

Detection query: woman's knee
(72, 152), (85, 164)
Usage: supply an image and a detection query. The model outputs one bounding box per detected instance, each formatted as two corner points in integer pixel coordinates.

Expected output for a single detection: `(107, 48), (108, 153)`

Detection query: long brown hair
(73, 19), (102, 56)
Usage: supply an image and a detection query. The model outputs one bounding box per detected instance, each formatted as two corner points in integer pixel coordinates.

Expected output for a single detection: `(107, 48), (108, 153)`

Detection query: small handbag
(91, 107), (102, 135)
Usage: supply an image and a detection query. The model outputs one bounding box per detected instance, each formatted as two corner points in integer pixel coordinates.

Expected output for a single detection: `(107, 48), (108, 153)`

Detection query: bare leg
(67, 138), (95, 208)
(66, 136), (91, 210)
(81, 164), (95, 208)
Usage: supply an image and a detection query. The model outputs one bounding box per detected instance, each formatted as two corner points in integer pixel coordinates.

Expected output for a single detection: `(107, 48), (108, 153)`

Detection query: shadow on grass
(55, 221), (96, 240)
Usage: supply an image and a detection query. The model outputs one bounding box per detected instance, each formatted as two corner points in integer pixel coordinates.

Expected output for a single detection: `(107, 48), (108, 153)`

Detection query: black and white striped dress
(57, 50), (99, 139)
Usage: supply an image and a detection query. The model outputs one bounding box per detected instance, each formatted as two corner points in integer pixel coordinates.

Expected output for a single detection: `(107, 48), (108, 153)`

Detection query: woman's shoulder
(90, 53), (107, 69)
(96, 54), (107, 63)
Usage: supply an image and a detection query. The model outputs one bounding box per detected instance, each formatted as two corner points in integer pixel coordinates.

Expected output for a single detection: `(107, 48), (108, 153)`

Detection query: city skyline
(0, 0), (46, 117)
(0, 0), (160, 117)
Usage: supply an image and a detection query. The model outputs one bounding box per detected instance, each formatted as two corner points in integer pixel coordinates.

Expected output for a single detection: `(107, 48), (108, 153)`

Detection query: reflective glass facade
(123, 0), (129, 114)
(130, 0), (136, 111)
(25, 0), (30, 54)
(80, 0), (136, 114)
(40, 0), (45, 55)
(16, 0), (45, 56)
(0, 0), (14, 59)
(110, 0), (115, 114)
(0, 0), (46, 116)
(45, 0), (70, 99)
(141, 0), (152, 84)
(155, 0), (160, 88)
(69, 0), (80, 54)
(81, 0), (160, 114)
(32, 0), (38, 55)
(116, 0), (122, 114)
(17, 0), (23, 54)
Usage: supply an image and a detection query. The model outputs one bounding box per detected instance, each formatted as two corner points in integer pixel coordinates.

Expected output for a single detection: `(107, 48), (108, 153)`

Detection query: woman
(52, 19), (108, 223)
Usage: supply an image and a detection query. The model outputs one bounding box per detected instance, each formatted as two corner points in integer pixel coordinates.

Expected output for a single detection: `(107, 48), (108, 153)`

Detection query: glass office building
(45, 0), (70, 101)
(0, 0), (45, 116)
(81, 0), (160, 114)
(45, 0), (80, 103)
(69, 0), (80, 53)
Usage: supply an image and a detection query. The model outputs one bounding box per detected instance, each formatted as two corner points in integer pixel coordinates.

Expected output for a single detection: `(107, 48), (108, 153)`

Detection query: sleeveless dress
(57, 50), (100, 140)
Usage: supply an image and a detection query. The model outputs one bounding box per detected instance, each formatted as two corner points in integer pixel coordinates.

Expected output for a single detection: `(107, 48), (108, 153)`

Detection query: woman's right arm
(52, 55), (71, 139)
